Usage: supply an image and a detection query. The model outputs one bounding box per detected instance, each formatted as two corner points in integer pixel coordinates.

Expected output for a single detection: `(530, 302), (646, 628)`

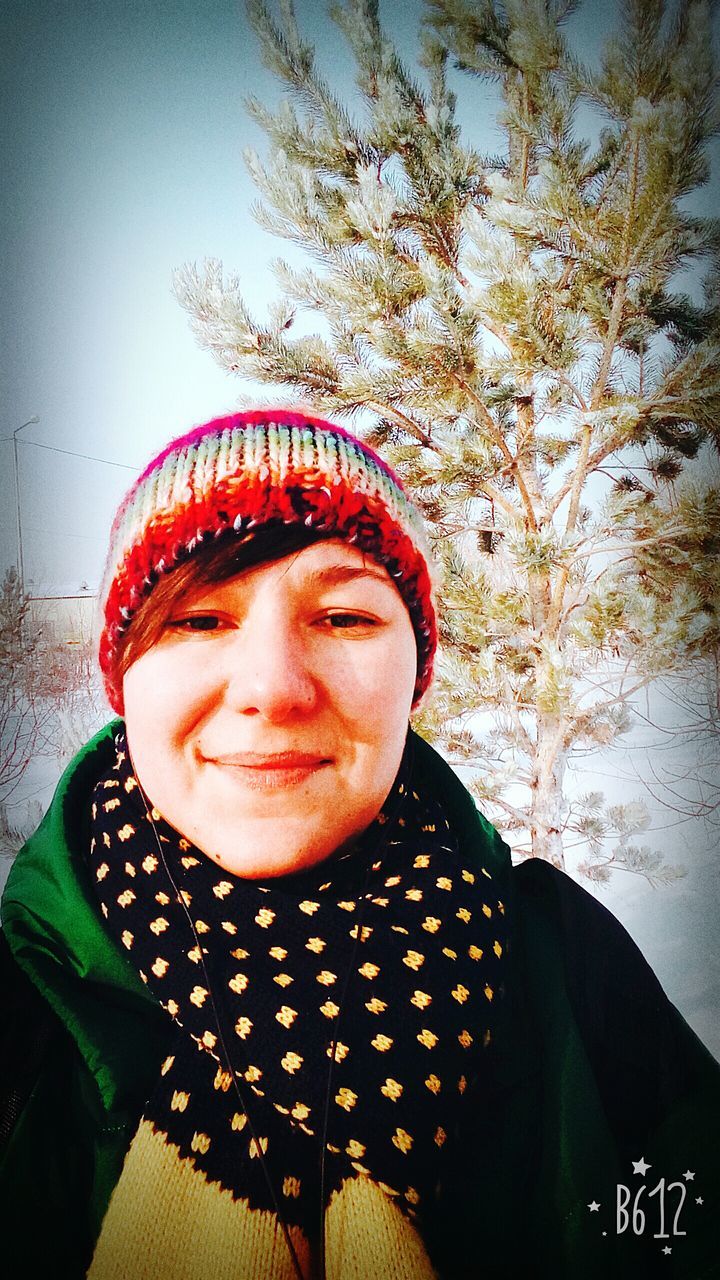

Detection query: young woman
(1, 409), (718, 1280)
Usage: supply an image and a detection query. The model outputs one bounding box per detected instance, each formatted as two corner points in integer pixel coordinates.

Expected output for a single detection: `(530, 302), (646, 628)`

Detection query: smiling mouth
(204, 751), (332, 790)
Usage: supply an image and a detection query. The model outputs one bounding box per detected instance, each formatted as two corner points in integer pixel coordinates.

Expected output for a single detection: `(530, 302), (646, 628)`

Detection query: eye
(166, 614), (225, 632)
(320, 611), (379, 630)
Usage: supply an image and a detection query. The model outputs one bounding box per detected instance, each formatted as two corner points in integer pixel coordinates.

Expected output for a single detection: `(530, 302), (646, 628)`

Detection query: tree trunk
(529, 714), (567, 869)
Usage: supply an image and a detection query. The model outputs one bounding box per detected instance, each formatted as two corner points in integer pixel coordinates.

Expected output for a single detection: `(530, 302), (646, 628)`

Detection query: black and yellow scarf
(85, 729), (506, 1279)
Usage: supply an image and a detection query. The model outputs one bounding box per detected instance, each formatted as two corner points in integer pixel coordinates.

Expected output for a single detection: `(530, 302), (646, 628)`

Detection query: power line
(28, 594), (97, 602)
(14, 438), (139, 471)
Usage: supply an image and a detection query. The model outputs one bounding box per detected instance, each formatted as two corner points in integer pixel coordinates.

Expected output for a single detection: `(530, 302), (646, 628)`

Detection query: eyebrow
(185, 560), (393, 608)
(297, 561), (392, 589)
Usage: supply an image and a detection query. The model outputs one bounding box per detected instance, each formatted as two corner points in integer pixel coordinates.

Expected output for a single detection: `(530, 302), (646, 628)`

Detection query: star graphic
(588, 1201), (601, 1212)
(683, 1170), (695, 1181)
(663, 1247), (672, 1256)
(632, 1157), (651, 1176)
(696, 1197), (704, 1205)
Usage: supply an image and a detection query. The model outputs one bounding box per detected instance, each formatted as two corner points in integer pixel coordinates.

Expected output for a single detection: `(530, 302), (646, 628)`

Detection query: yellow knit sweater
(88, 1117), (437, 1280)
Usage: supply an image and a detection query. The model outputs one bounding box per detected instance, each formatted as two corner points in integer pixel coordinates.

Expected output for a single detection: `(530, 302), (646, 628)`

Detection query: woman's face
(123, 539), (418, 877)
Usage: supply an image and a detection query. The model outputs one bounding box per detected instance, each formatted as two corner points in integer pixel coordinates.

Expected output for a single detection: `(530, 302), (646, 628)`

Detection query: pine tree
(0, 567), (33, 671)
(174, 0), (720, 881)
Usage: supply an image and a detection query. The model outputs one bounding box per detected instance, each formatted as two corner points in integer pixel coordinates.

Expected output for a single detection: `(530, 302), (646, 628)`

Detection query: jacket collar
(1, 720), (168, 1118)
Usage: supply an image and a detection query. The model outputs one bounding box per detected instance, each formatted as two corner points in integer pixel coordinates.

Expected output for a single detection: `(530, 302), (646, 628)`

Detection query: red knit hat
(99, 410), (436, 712)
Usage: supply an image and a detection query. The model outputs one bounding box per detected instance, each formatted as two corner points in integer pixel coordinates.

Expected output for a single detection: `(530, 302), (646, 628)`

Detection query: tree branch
(452, 375), (539, 529)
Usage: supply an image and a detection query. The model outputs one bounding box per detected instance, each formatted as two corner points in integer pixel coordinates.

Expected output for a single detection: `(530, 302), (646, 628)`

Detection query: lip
(202, 750), (332, 790)
(207, 751), (331, 768)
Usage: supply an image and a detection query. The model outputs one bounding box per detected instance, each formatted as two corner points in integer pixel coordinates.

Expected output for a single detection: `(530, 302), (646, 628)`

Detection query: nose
(223, 612), (319, 722)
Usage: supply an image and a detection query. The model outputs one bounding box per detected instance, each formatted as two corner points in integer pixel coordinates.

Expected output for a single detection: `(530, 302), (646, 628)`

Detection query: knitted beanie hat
(99, 409), (436, 713)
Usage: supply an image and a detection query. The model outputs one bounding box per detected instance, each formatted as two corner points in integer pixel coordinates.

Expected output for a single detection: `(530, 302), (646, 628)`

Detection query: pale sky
(1, 0), (619, 593)
(3, 0), (720, 1052)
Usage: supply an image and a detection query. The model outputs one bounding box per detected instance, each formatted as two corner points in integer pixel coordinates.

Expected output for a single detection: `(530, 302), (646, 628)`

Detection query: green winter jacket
(1, 721), (719, 1279)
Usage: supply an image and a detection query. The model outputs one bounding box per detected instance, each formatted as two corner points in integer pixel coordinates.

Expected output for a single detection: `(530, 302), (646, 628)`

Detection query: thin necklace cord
(132, 763), (306, 1280)
(315, 732), (414, 1280)
(128, 733), (413, 1280)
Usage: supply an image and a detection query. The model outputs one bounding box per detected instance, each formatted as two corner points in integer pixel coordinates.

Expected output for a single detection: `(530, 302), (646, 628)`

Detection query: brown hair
(115, 523), (327, 687)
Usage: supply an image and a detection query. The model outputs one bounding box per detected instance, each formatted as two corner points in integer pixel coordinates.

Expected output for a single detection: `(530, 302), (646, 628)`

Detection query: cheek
(122, 657), (153, 742)
(327, 629), (416, 740)
(122, 652), (210, 826)
(122, 648), (206, 765)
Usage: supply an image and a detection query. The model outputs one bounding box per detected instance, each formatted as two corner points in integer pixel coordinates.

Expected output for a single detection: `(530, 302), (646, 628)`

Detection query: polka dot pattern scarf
(88, 729), (507, 1248)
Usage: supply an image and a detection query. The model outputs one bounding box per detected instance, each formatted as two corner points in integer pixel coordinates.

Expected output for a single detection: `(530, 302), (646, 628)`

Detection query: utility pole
(12, 416), (39, 591)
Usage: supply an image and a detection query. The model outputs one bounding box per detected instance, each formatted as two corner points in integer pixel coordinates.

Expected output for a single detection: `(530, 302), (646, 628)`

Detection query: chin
(198, 827), (341, 880)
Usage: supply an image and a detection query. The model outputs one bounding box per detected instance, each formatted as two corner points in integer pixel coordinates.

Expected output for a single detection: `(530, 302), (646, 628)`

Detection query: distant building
(28, 593), (97, 649)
